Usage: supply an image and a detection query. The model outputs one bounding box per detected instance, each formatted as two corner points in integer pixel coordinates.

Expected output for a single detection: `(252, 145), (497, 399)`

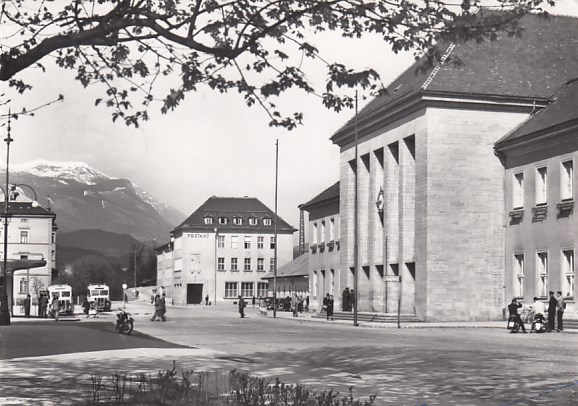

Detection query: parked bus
(47, 284), (74, 316)
(87, 283), (111, 312)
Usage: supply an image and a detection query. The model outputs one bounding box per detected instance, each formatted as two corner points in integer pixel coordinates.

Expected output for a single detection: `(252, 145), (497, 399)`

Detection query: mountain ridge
(7, 160), (185, 242)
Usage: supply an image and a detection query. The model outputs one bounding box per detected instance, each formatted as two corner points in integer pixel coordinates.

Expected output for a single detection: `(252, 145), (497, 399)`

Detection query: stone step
(313, 311), (421, 323)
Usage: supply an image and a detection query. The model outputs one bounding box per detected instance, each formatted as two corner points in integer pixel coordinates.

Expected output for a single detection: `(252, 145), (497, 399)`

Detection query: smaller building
(1, 195), (57, 317)
(262, 253), (309, 300)
(299, 182), (341, 312)
(496, 79), (578, 314)
(156, 196), (296, 305)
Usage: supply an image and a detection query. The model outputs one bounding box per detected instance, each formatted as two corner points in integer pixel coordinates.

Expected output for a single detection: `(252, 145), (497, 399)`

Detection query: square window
(241, 282), (253, 297)
(233, 217), (243, 225)
(257, 282), (268, 298)
(225, 282), (238, 298)
(263, 218), (272, 226)
(249, 217), (258, 226)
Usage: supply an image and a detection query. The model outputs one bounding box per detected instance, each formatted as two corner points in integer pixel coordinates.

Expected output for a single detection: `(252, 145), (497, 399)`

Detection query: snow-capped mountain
(6, 160), (185, 242)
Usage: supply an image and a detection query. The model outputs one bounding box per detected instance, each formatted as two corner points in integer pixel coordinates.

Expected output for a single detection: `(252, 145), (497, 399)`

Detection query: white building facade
(1, 199), (57, 317)
(156, 196), (296, 305)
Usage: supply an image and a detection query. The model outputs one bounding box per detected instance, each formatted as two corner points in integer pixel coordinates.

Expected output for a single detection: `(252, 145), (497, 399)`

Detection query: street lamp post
(0, 112), (13, 326)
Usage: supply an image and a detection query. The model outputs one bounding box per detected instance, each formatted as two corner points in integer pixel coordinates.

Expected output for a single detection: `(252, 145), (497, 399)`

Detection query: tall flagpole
(273, 139), (279, 318)
(353, 91), (359, 327)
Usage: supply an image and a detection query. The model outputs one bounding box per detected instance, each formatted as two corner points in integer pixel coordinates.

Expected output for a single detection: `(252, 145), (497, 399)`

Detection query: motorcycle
(115, 309), (134, 335)
(531, 313), (547, 333)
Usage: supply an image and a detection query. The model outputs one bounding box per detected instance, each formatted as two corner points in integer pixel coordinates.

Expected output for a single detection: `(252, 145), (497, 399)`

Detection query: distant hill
(57, 229), (144, 258)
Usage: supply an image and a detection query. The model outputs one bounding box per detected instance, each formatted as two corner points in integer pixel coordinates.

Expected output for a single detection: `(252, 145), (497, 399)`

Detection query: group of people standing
(341, 287), (356, 312)
(508, 291), (566, 333)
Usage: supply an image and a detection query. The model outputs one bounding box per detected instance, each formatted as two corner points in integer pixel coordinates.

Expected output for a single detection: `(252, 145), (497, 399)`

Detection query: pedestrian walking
(150, 294), (165, 321)
(24, 294), (31, 318)
(252, 295), (256, 307)
(556, 291), (566, 332)
(238, 295), (246, 318)
(160, 293), (167, 321)
(51, 296), (60, 322)
(305, 295), (309, 311)
(82, 298), (90, 317)
(547, 291), (557, 332)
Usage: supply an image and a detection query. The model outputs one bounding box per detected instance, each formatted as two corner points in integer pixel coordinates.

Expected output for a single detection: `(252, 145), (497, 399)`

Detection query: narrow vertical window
(537, 252), (548, 297)
(514, 254), (524, 298)
(244, 257), (251, 271)
(562, 250), (575, 298)
(312, 223), (318, 244)
(231, 236), (238, 249)
(329, 218), (335, 241)
(20, 230), (29, 244)
(320, 221), (326, 243)
(535, 166), (547, 205)
(257, 236), (264, 249)
(231, 257), (238, 271)
(217, 235), (225, 248)
(561, 160), (573, 201)
(244, 236), (251, 249)
(513, 172), (524, 209)
(270, 236), (276, 249)
(217, 257), (225, 271)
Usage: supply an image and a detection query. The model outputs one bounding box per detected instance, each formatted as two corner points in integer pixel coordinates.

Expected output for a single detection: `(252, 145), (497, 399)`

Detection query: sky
(2, 1), (578, 236)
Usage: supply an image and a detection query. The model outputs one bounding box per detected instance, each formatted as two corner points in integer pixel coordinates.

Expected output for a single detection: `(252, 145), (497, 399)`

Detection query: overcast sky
(2, 1), (578, 234)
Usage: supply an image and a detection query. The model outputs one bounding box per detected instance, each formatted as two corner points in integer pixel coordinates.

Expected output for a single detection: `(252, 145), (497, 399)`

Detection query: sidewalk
(258, 307), (578, 331)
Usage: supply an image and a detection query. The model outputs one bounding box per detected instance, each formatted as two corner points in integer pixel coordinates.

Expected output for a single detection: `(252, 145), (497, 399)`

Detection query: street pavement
(0, 301), (576, 405)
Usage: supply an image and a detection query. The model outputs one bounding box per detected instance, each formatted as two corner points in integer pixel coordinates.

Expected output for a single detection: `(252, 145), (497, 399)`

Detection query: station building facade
(156, 196), (296, 305)
(329, 13), (578, 321)
(496, 79), (578, 314)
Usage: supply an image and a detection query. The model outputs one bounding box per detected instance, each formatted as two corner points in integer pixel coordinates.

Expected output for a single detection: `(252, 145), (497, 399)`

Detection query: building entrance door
(187, 284), (203, 304)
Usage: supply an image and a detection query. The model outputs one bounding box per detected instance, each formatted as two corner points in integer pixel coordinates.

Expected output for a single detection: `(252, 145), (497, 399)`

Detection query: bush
(84, 362), (376, 405)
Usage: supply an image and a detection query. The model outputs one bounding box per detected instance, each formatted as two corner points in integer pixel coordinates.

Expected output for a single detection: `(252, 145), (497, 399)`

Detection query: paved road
(1, 302), (576, 405)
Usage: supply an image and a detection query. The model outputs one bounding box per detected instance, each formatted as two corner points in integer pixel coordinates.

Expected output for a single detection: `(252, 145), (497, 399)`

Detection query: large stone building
(156, 196), (296, 305)
(1, 194), (57, 317)
(329, 13), (578, 321)
(496, 79), (578, 314)
(299, 182), (341, 311)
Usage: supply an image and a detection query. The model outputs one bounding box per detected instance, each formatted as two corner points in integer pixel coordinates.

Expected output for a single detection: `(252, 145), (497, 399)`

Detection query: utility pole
(273, 139), (279, 318)
(353, 91), (359, 327)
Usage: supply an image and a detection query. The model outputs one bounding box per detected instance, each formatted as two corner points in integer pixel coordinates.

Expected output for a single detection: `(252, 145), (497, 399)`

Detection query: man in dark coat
(507, 298), (527, 333)
(238, 295), (246, 318)
(24, 294), (31, 318)
(547, 291), (557, 332)
(342, 288), (350, 311)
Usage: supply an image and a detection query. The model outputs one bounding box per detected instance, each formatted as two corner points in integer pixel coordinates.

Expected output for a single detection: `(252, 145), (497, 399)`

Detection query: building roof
(299, 182), (339, 212)
(174, 196), (296, 234)
(261, 253), (309, 280)
(331, 13), (578, 144)
(495, 78), (578, 148)
(0, 201), (55, 217)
